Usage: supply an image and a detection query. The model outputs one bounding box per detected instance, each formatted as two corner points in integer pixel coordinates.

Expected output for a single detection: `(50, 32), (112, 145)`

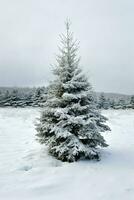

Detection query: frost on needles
(36, 20), (110, 162)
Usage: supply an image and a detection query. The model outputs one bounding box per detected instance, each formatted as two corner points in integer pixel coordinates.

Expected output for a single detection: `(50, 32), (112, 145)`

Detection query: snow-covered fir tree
(98, 93), (109, 109)
(115, 98), (127, 109)
(106, 98), (111, 109)
(32, 87), (47, 107)
(130, 95), (134, 109)
(8, 89), (20, 107)
(36, 20), (110, 162)
(0, 90), (5, 106)
(109, 99), (116, 109)
(0, 90), (10, 106)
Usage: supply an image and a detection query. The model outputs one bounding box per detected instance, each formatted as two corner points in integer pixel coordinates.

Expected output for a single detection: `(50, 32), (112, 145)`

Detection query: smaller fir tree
(109, 99), (116, 109)
(32, 87), (47, 107)
(116, 98), (126, 109)
(1, 90), (11, 106)
(130, 95), (134, 109)
(9, 89), (20, 107)
(98, 93), (109, 109)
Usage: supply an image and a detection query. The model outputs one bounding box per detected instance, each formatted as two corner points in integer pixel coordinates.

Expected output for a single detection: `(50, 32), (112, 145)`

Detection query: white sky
(0, 0), (134, 94)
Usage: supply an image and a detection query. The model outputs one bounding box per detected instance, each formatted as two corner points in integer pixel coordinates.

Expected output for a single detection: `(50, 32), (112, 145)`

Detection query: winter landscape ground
(0, 108), (134, 200)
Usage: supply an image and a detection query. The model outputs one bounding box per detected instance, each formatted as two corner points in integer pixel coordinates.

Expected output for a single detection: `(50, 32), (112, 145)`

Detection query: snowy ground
(0, 108), (134, 200)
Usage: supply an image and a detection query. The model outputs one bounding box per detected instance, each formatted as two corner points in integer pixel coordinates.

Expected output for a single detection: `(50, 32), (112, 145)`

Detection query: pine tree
(116, 98), (126, 109)
(32, 87), (47, 107)
(0, 90), (4, 106)
(109, 99), (116, 109)
(36, 20), (110, 162)
(130, 95), (134, 109)
(9, 89), (20, 107)
(98, 93), (109, 109)
(106, 98), (111, 109)
(1, 90), (10, 106)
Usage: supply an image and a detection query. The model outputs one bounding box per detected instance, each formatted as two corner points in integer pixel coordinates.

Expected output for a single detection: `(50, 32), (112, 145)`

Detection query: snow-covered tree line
(0, 87), (133, 109)
(36, 20), (110, 162)
(0, 87), (47, 107)
(97, 93), (134, 110)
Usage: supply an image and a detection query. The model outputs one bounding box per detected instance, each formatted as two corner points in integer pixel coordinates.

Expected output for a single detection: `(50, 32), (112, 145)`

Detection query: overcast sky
(0, 0), (134, 94)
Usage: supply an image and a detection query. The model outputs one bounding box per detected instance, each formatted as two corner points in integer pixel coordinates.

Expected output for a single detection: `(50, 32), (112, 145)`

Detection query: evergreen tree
(106, 98), (111, 109)
(1, 90), (10, 106)
(110, 99), (116, 109)
(9, 89), (20, 107)
(25, 92), (33, 106)
(36, 20), (110, 162)
(130, 95), (134, 109)
(98, 93), (109, 109)
(0, 90), (4, 106)
(116, 98), (126, 109)
(32, 87), (47, 107)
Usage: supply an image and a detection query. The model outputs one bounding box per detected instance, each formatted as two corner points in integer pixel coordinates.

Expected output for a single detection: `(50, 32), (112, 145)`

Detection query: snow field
(0, 108), (134, 200)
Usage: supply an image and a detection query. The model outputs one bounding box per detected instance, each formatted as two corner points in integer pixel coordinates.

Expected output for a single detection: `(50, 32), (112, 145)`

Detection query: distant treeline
(0, 87), (47, 107)
(97, 93), (134, 109)
(0, 87), (133, 109)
